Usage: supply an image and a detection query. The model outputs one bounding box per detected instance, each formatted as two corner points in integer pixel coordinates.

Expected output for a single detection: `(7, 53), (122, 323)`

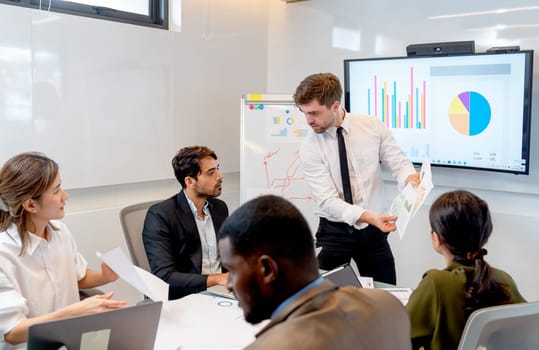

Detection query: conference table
(152, 282), (411, 350)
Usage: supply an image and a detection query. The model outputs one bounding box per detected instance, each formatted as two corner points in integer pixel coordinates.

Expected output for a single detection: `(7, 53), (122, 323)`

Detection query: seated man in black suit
(142, 145), (229, 299)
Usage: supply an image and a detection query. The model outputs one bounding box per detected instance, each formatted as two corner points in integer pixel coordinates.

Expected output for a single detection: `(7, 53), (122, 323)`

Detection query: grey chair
(457, 301), (539, 350)
(119, 200), (161, 272)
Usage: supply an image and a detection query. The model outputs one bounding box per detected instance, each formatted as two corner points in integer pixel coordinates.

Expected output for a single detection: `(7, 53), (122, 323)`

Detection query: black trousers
(316, 218), (396, 285)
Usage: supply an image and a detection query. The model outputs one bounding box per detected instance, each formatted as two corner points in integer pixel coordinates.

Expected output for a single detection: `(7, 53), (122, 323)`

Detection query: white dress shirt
(0, 221), (87, 350)
(300, 112), (416, 230)
(185, 194), (221, 275)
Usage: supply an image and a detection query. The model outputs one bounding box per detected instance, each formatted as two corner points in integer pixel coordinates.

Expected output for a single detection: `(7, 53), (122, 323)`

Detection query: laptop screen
(27, 301), (162, 350)
(322, 263), (363, 288)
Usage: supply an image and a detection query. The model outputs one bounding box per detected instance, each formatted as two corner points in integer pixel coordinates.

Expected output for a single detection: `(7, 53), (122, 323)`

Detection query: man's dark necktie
(336, 127), (353, 204)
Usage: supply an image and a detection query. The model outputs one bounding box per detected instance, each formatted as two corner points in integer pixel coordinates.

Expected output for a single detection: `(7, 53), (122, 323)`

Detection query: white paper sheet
(358, 276), (374, 288)
(389, 157), (434, 239)
(155, 294), (265, 350)
(97, 247), (169, 302)
(381, 288), (413, 305)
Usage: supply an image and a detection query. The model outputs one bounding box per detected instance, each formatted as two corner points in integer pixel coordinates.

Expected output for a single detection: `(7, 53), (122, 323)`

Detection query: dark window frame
(0, 0), (168, 29)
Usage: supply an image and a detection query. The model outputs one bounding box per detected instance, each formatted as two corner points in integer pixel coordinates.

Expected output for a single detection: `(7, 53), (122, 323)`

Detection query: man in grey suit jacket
(143, 146), (228, 300)
(219, 195), (412, 350)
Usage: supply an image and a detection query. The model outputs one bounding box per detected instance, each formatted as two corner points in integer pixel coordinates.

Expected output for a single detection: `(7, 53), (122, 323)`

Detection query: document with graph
(389, 157), (433, 239)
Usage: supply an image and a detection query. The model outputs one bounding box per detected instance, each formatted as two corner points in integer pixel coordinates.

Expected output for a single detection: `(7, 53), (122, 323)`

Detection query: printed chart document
(97, 247), (169, 302)
(389, 157), (434, 239)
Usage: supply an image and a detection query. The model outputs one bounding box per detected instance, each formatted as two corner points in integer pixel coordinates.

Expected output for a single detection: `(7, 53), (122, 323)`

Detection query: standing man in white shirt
(295, 73), (419, 284)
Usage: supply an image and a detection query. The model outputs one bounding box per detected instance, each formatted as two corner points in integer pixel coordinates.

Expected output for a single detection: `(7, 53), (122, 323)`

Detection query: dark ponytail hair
(429, 190), (511, 316)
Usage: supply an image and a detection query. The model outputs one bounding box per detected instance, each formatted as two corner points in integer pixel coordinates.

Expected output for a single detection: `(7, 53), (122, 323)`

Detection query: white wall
(1, 0), (539, 304)
(0, 0), (269, 188)
(0, 0), (268, 304)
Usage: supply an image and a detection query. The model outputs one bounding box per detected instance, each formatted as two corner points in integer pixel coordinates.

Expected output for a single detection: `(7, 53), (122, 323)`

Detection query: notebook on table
(322, 263), (363, 288)
(27, 301), (162, 350)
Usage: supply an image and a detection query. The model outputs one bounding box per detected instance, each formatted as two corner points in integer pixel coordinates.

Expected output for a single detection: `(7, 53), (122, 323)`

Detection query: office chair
(119, 200), (161, 272)
(457, 301), (539, 350)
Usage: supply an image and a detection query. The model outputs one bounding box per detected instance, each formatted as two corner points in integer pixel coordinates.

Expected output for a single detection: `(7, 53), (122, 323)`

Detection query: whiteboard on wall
(0, 6), (178, 190)
(240, 94), (318, 232)
(0, 70), (176, 190)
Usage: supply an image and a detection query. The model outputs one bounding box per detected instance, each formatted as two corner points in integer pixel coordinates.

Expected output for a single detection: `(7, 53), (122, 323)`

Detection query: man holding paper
(143, 146), (229, 299)
(295, 73), (418, 284)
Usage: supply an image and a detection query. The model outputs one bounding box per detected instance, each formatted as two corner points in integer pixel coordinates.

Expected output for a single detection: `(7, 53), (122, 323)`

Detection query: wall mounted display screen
(344, 51), (533, 174)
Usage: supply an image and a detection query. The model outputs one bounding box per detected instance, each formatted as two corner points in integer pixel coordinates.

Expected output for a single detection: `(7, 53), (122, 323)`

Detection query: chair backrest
(457, 301), (539, 350)
(119, 200), (161, 272)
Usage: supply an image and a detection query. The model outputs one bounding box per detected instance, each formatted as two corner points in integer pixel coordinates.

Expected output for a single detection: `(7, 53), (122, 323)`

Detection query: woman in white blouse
(0, 152), (127, 348)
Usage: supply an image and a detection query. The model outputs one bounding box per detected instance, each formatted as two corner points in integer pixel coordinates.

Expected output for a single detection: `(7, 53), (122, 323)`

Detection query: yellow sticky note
(247, 93), (263, 101)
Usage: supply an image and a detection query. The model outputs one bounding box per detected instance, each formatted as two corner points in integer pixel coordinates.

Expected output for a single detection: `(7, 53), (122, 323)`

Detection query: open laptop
(206, 285), (236, 300)
(322, 263), (363, 288)
(27, 301), (162, 350)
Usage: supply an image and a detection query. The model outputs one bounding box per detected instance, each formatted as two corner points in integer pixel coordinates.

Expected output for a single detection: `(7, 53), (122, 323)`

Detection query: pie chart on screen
(448, 91), (491, 136)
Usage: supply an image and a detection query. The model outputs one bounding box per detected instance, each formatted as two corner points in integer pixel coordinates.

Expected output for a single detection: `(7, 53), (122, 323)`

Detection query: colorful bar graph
(367, 68), (427, 129)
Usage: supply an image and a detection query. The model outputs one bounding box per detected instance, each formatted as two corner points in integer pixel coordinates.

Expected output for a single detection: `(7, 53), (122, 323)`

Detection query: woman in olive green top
(407, 190), (526, 350)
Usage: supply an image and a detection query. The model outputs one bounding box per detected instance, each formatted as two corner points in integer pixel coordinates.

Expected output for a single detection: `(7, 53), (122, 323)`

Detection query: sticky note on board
(247, 93), (263, 101)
